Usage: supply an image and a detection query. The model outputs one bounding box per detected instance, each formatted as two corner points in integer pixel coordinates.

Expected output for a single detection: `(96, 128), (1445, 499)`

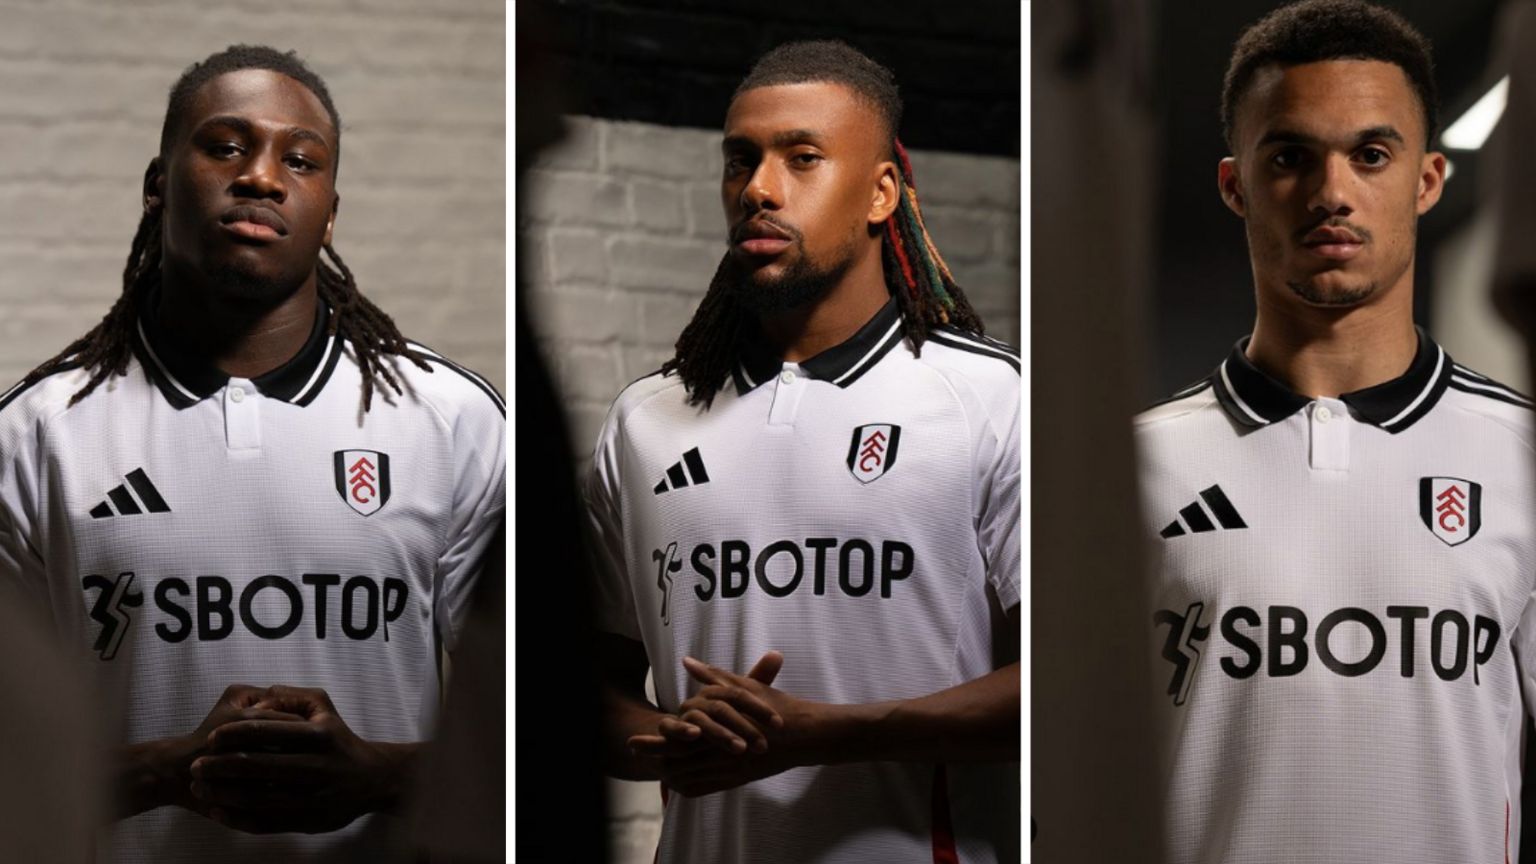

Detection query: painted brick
(607, 234), (722, 293)
(629, 178), (686, 235)
(548, 228), (612, 284)
(603, 120), (719, 180)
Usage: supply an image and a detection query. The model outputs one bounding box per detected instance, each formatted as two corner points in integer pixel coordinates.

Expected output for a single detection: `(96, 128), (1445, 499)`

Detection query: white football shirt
(1136, 330), (1536, 864)
(586, 297), (1021, 864)
(0, 291), (505, 864)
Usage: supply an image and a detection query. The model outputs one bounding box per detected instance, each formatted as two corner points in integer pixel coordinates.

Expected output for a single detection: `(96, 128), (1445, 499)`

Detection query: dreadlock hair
(1222, 0), (1439, 151)
(662, 40), (983, 408)
(21, 44), (429, 412)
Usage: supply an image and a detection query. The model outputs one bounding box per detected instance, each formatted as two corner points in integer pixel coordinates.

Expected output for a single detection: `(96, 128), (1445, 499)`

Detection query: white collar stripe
(832, 319), (904, 385)
(1220, 359), (1268, 425)
(291, 334), (339, 405)
(1382, 346), (1445, 428)
(135, 319), (199, 402)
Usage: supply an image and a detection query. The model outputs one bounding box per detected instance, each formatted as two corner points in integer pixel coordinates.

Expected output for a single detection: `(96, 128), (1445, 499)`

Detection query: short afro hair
(159, 45), (343, 172)
(734, 40), (902, 148)
(1221, 0), (1438, 150)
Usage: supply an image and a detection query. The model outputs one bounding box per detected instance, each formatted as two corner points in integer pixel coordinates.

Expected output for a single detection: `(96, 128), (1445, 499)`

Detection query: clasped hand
(629, 651), (821, 797)
(180, 684), (397, 834)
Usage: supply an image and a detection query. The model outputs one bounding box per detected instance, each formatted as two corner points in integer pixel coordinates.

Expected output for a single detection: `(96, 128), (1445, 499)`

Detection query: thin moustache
(1298, 220), (1369, 245)
(221, 204), (289, 236)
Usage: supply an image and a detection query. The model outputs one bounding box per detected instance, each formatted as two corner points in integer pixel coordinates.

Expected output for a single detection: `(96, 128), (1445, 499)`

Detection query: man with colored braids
(0, 45), (504, 862)
(586, 40), (1020, 863)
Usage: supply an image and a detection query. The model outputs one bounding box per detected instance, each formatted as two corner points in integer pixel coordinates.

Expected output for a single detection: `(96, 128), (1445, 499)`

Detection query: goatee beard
(1286, 278), (1378, 306)
(727, 248), (854, 314)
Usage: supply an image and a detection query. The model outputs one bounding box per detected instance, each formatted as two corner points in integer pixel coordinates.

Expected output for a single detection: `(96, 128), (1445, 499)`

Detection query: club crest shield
(1419, 476), (1480, 547)
(847, 424), (901, 484)
(335, 450), (391, 516)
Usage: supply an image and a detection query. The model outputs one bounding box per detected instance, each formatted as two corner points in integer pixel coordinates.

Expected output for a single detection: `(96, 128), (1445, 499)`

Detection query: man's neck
(155, 271), (319, 380)
(758, 246), (888, 363)
(1246, 278), (1418, 398)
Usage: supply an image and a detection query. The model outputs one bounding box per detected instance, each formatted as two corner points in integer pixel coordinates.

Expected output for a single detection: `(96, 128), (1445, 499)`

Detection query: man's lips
(1301, 226), (1365, 261)
(732, 219), (794, 256)
(220, 205), (288, 241)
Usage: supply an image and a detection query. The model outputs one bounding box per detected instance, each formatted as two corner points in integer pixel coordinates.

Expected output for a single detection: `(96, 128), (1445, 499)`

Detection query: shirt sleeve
(433, 395), (507, 652)
(583, 402), (642, 641)
(975, 373), (1021, 613)
(0, 402), (50, 609)
(1513, 591), (1536, 725)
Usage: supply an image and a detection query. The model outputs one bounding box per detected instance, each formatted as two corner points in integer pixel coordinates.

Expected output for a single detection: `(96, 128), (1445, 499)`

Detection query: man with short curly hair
(1138, 2), (1536, 861)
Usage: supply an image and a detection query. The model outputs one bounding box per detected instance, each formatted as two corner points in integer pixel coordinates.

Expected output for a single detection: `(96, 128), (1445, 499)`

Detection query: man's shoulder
(0, 362), (99, 437)
(382, 340), (506, 422)
(1134, 377), (1219, 431)
(609, 367), (688, 421)
(1440, 361), (1535, 444)
(913, 326), (1020, 401)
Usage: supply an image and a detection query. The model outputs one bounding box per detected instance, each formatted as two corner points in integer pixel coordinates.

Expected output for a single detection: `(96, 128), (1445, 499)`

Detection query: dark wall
(518, 0), (1020, 157)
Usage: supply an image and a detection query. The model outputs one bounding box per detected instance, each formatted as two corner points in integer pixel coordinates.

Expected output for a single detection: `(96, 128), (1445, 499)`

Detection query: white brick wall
(0, 0), (505, 395)
(522, 115), (1020, 862)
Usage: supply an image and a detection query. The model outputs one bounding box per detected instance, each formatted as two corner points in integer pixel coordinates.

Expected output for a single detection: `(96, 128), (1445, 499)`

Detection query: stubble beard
(728, 240), (857, 314)
(1285, 276), (1379, 307)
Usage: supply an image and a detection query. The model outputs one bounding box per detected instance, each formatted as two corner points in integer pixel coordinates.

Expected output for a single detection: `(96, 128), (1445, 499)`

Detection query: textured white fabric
(585, 306), (1020, 864)
(0, 320), (505, 863)
(1136, 352), (1536, 864)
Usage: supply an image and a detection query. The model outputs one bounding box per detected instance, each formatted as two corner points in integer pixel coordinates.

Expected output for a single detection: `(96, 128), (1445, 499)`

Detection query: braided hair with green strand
(662, 40), (983, 408)
(19, 45), (429, 412)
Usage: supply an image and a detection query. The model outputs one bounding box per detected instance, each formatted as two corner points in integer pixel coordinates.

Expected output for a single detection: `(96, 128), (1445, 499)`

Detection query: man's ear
(143, 158), (165, 214)
(324, 194), (339, 247)
(869, 160), (900, 225)
(1218, 157), (1247, 218)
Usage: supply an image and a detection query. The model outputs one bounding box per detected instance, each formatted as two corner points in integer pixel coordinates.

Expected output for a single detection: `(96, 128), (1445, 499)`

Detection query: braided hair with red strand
(662, 40), (984, 408)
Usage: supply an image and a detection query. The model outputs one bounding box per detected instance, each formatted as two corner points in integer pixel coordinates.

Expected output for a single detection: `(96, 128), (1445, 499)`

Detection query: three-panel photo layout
(1, 1), (1533, 862)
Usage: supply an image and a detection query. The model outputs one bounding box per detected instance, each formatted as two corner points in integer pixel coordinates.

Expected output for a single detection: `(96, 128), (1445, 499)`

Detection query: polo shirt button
(229, 387), (246, 403)
(780, 370), (796, 385)
(1315, 405), (1331, 423)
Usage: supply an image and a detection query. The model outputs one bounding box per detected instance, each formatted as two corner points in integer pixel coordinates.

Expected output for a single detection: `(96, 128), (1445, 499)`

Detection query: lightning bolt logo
(81, 572), (143, 661)
(1153, 601), (1210, 706)
(652, 543), (683, 626)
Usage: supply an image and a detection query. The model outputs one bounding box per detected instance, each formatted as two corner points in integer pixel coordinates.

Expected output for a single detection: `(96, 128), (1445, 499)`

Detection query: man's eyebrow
(195, 115), (332, 149)
(722, 129), (825, 151)
(1255, 125), (1406, 148)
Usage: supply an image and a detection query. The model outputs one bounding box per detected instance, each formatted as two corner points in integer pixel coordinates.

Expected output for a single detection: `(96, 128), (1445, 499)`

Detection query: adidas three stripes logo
(90, 468), (171, 519)
(653, 448), (710, 495)
(1160, 484), (1246, 538)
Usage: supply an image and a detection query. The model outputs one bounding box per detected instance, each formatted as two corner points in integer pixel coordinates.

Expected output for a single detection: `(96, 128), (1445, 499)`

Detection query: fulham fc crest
(1419, 476), (1481, 546)
(335, 450), (392, 517)
(847, 424), (901, 484)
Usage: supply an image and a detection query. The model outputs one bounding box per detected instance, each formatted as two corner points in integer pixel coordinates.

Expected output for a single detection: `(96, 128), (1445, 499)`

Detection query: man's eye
(1357, 147), (1390, 167)
(285, 155), (316, 172)
(209, 143), (242, 158)
(1271, 148), (1305, 169)
(791, 153), (823, 166)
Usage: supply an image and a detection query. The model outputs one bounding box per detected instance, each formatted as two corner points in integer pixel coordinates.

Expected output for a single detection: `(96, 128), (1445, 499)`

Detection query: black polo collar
(1211, 326), (1453, 434)
(134, 287), (343, 410)
(730, 295), (906, 395)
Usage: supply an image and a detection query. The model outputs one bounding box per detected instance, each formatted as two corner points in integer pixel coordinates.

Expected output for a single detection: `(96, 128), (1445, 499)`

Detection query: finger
(656, 715), (702, 742)
(628, 735), (712, 758)
(191, 752), (330, 783)
(679, 708), (748, 754)
(695, 684), (782, 730)
(208, 720), (332, 754)
(682, 656), (730, 687)
(746, 651), (784, 686)
(252, 686), (334, 719)
(687, 699), (770, 754)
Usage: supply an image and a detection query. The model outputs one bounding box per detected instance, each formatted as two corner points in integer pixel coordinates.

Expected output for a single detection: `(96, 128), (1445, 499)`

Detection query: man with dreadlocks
(0, 46), (504, 862)
(585, 40), (1020, 863)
